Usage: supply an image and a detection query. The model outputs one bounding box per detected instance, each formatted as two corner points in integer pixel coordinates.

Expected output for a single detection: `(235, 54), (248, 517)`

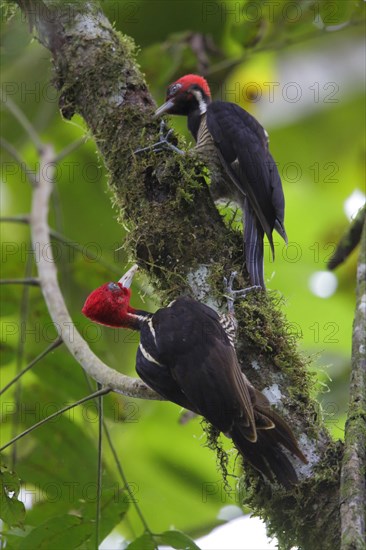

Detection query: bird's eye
(108, 282), (120, 292)
(168, 83), (182, 97)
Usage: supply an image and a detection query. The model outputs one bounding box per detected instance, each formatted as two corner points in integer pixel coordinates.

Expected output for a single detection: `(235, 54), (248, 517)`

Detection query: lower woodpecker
(154, 74), (288, 289)
(82, 265), (307, 488)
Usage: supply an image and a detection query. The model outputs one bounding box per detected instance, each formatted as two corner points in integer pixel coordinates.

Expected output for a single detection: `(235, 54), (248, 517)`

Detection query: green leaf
(0, 491), (26, 529)
(16, 487), (129, 550)
(0, 341), (16, 367)
(80, 486), (129, 542)
(231, 20), (266, 50)
(125, 533), (156, 550)
(157, 529), (201, 550)
(126, 530), (201, 550)
(0, 525), (34, 550)
(1, 467), (21, 498)
(0, 467), (26, 527)
(18, 515), (92, 550)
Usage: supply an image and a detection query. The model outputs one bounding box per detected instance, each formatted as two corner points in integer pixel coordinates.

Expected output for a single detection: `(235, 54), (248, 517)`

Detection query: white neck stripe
(147, 318), (157, 345)
(139, 342), (163, 367)
(129, 313), (148, 323)
(192, 89), (207, 115)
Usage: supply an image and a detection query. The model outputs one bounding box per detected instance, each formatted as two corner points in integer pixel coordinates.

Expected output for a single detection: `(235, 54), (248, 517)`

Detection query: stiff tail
(243, 204), (266, 289)
(275, 219), (288, 244)
(231, 425), (298, 488)
(231, 388), (308, 488)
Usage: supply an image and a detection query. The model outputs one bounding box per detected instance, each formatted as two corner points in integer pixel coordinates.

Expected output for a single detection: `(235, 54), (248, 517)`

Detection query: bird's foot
(223, 271), (260, 315)
(134, 120), (185, 155)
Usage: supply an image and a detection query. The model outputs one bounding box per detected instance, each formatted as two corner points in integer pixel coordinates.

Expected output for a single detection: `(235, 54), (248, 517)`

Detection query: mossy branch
(328, 204), (366, 270)
(14, 1), (345, 548)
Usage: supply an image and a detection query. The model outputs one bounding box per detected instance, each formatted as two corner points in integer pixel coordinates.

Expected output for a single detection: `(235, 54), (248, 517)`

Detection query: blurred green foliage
(0, 0), (365, 546)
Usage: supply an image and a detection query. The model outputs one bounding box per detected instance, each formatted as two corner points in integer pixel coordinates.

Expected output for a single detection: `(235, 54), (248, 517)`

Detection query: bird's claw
(224, 271), (260, 314)
(134, 120), (184, 155)
(223, 271), (238, 294)
(159, 121), (173, 140)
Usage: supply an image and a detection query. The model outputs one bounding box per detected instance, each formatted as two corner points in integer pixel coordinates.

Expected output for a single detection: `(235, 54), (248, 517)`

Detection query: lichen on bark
(13, 1), (349, 548)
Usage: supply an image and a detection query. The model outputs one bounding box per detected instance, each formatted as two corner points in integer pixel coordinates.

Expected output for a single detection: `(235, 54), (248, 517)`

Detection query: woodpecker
(82, 265), (307, 488)
(154, 74), (287, 289)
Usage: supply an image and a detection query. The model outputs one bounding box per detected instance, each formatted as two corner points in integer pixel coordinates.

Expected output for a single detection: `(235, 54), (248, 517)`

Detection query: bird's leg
(223, 271), (260, 315)
(134, 120), (185, 155)
(220, 272), (260, 344)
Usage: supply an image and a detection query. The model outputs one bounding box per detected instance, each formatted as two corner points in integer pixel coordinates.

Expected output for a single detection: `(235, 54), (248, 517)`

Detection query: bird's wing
(152, 297), (256, 439)
(207, 101), (286, 251)
(136, 319), (195, 412)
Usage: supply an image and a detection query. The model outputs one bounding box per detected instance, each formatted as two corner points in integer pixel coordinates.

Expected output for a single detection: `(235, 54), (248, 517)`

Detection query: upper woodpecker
(82, 265), (307, 488)
(154, 74), (287, 289)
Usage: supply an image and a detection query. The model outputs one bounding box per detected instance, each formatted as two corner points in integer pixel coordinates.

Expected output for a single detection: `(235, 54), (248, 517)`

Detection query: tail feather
(253, 389), (308, 464)
(231, 387), (308, 488)
(275, 219), (288, 244)
(257, 406), (307, 464)
(243, 205), (266, 289)
(231, 424), (299, 489)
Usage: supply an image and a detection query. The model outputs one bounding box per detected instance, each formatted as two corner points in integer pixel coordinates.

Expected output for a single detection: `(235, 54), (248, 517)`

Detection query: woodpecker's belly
(219, 314), (237, 347)
(194, 114), (243, 206)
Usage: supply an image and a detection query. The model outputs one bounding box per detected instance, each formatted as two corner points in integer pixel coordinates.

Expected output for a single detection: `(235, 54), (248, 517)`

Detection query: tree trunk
(13, 1), (347, 548)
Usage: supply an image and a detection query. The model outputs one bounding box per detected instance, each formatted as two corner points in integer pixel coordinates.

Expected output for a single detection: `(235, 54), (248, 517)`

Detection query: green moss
(242, 440), (343, 550)
(44, 5), (344, 545)
(201, 420), (231, 490)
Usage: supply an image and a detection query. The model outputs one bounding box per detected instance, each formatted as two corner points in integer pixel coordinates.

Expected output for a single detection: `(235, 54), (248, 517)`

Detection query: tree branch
(0, 95), (43, 153)
(328, 204), (366, 270)
(340, 218), (366, 549)
(0, 278), (40, 286)
(13, 1), (344, 547)
(0, 387), (111, 452)
(0, 337), (63, 397)
(0, 137), (37, 186)
(30, 142), (161, 400)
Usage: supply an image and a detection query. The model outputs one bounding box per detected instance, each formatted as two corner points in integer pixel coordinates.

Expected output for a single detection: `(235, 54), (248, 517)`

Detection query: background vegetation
(1, 0), (365, 547)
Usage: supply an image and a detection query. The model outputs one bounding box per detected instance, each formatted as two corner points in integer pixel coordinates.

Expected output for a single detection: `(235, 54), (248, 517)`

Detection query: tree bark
(13, 1), (345, 548)
(340, 218), (366, 550)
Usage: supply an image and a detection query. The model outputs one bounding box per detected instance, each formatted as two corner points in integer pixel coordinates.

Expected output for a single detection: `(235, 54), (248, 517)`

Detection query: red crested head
(168, 75), (211, 99)
(82, 282), (132, 328)
(82, 265), (138, 328)
(154, 74), (211, 118)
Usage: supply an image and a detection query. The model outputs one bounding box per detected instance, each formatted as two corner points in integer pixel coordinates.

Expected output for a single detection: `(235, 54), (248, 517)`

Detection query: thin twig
(207, 24), (363, 77)
(83, 373), (147, 536)
(0, 216), (121, 275)
(0, 337), (63, 396)
(12, 1), (345, 545)
(0, 278), (40, 286)
(103, 415), (153, 535)
(340, 219), (366, 549)
(0, 137), (37, 186)
(0, 387), (111, 452)
(11, 247), (33, 469)
(1, 95), (43, 153)
(50, 229), (122, 276)
(0, 215), (30, 224)
(54, 137), (87, 163)
(95, 382), (103, 550)
(29, 144), (161, 399)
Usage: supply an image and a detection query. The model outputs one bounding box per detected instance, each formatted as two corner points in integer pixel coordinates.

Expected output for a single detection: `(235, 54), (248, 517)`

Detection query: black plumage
(205, 101), (287, 289)
(154, 75), (288, 288)
(136, 296), (306, 488)
(82, 270), (307, 488)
